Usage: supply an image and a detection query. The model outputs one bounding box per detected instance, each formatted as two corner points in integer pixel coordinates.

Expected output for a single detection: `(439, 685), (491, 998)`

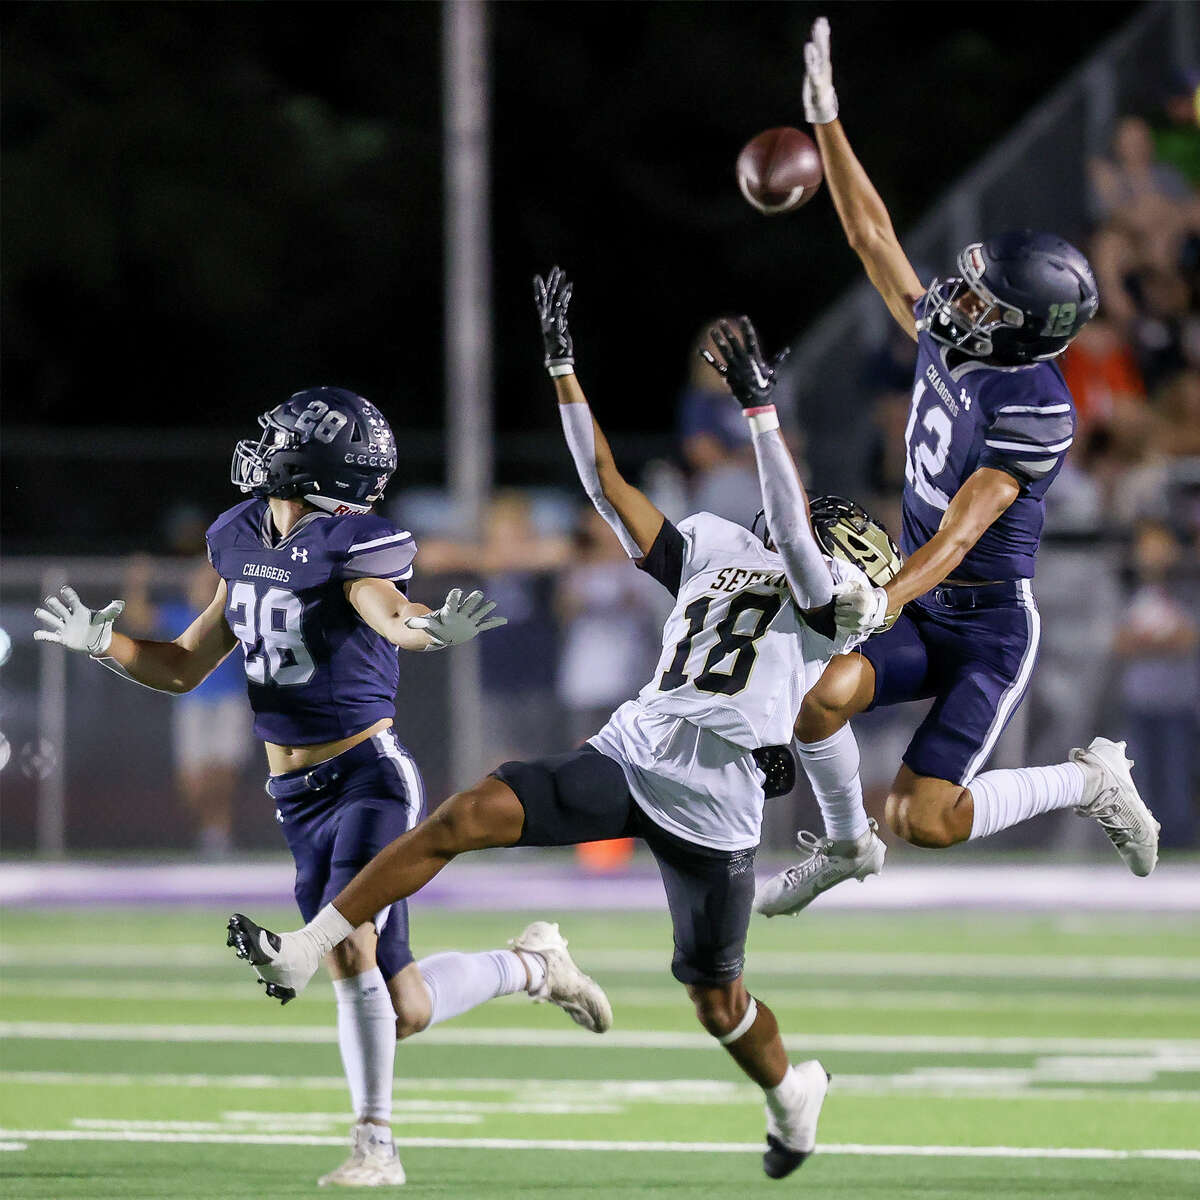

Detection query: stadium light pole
(443, 0), (492, 785)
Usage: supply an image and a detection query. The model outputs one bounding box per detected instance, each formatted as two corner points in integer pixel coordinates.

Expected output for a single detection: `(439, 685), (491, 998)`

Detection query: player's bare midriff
(264, 717), (394, 775)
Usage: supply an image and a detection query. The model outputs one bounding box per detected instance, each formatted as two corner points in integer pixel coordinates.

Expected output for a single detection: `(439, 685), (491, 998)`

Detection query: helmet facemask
(918, 244), (1027, 361)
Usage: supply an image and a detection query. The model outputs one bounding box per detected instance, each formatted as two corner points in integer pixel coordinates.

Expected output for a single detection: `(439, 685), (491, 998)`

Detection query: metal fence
(2, 541), (1151, 858)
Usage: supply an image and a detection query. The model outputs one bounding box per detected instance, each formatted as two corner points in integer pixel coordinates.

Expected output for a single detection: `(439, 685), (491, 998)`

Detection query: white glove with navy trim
(34, 586), (125, 656)
(832, 578), (889, 636)
(802, 17), (839, 126)
(405, 587), (507, 650)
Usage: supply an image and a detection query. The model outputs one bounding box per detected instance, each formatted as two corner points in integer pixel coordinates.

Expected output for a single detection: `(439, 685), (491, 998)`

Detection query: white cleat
(763, 1059), (830, 1179)
(509, 920), (613, 1034)
(1071, 737), (1160, 877)
(318, 1124), (406, 1188)
(753, 820), (886, 917)
(226, 913), (322, 1004)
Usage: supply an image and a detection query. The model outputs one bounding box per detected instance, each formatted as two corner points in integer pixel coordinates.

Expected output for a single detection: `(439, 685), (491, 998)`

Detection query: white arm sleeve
(750, 424), (834, 609)
(559, 402), (643, 559)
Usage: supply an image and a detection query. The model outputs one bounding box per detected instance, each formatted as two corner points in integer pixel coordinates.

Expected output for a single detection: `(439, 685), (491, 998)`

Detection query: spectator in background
(1113, 520), (1199, 848)
(678, 321), (764, 527)
(1060, 315), (1147, 435)
(1088, 115), (1193, 228)
(122, 508), (253, 857)
(555, 507), (664, 746)
(420, 491), (573, 767)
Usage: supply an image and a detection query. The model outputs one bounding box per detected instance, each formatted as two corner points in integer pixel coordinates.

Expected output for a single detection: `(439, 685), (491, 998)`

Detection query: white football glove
(832, 578), (889, 636)
(802, 16), (839, 126)
(34, 586), (125, 656)
(405, 587), (507, 650)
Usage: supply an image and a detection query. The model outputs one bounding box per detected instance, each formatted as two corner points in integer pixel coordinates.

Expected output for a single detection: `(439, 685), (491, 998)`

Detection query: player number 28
(228, 581), (316, 686)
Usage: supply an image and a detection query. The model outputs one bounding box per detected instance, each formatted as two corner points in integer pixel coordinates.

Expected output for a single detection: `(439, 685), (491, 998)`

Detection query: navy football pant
(860, 580), (1041, 786)
(270, 729), (424, 980)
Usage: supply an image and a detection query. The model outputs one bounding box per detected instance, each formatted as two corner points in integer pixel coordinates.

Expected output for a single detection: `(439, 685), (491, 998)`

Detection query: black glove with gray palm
(700, 317), (790, 410)
(533, 266), (575, 375)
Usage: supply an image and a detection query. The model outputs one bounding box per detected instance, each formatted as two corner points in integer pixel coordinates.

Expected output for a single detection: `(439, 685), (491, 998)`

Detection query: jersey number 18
(658, 591), (782, 697)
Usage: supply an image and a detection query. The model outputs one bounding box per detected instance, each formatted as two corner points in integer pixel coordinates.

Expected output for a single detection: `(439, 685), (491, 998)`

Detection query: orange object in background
(576, 838), (635, 873)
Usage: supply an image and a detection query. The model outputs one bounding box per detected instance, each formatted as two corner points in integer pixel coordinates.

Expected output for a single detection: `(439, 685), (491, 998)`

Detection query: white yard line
(0, 1128), (1196, 1160)
(3, 1020), (1200, 1058)
(4, 977), (1195, 1014)
(3, 1070), (1197, 1106)
(4, 944), (1200, 980)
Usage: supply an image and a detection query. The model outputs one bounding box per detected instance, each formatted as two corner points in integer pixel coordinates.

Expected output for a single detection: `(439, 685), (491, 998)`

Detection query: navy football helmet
(231, 387), (397, 515)
(917, 231), (1099, 365)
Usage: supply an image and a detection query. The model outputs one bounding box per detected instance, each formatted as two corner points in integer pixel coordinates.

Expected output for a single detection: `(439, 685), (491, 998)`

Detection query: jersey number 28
(228, 582), (316, 686)
(659, 591), (782, 696)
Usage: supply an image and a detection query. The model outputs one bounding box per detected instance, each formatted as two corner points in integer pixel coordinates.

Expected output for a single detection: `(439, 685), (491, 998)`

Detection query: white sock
(417, 950), (539, 1028)
(795, 728), (869, 843)
(303, 902), (357, 956)
(968, 761), (1086, 840)
(333, 968), (396, 1124)
(764, 1062), (804, 1119)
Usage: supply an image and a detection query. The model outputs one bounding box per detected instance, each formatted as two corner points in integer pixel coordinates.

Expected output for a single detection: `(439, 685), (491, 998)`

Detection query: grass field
(1, 902), (1198, 1198)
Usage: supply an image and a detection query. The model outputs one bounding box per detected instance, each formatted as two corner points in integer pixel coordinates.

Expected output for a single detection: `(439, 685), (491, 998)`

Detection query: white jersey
(590, 513), (869, 850)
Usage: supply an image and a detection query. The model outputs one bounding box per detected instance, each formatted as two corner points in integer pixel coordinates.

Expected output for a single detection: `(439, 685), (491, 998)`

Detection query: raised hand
(802, 16), (838, 126)
(405, 587), (508, 650)
(33, 586), (125, 656)
(533, 266), (575, 374)
(700, 316), (790, 411)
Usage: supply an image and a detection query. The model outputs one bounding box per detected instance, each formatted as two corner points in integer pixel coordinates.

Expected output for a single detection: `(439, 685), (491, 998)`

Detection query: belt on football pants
(925, 579), (1025, 611)
(265, 737), (382, 801)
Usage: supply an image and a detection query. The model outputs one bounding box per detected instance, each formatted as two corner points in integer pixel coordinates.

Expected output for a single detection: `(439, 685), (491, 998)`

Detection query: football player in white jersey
(226, 269), (899, 1178)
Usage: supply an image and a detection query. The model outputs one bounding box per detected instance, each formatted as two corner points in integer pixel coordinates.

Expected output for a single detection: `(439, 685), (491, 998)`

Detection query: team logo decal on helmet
(917, 230), (1099, 365)
(231, 387), (398, 515)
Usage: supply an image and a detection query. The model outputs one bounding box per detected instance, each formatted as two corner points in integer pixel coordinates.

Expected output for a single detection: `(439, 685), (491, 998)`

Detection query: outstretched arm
(535, 266), (666, 558)
(701, 317), (833, 610)
(347, 578), (506, 652)
(35, 581), (237, 693)
(802, 17), (924, 337)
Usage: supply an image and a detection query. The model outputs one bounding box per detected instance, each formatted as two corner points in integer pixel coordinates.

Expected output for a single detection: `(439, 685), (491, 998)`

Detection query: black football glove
(700, 316), (790, 410)
(533, 265), (575, 374)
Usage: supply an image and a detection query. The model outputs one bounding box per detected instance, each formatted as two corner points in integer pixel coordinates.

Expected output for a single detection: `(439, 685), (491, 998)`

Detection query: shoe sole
(511, 924), (612, 1034)
(1080, 741), (1160, 877)
(754, 845), (885, 918)
(226, 914), (296, 1005)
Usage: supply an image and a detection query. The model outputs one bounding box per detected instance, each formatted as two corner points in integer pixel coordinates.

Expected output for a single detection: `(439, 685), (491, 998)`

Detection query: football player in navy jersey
(753, 18), (1160, 917)
(34, 385), (612, 1188)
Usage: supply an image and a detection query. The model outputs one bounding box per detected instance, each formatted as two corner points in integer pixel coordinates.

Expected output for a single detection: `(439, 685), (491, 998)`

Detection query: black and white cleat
(226, 913), (298, 1005)
(762, 1063), (831, 1180)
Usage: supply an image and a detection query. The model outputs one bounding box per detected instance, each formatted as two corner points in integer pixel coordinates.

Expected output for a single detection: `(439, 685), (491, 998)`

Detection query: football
(736, 126), (823, 214)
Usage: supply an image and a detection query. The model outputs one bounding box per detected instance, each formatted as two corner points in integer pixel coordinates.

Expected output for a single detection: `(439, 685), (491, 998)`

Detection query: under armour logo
(960, 388), (972, 412)
(291, 547), (308, 562)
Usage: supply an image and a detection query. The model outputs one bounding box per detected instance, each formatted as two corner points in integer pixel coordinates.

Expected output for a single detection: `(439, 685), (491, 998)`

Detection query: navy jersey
(206, 499), (416, 745)
(901, 325), (1076, 581)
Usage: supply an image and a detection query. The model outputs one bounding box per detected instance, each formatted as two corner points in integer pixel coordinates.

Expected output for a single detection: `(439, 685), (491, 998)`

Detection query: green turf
(1, 905), (1197, 1198)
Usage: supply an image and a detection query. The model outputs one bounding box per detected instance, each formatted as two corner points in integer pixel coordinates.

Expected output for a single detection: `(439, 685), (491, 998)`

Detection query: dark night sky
(2, 1), (1142, 528)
